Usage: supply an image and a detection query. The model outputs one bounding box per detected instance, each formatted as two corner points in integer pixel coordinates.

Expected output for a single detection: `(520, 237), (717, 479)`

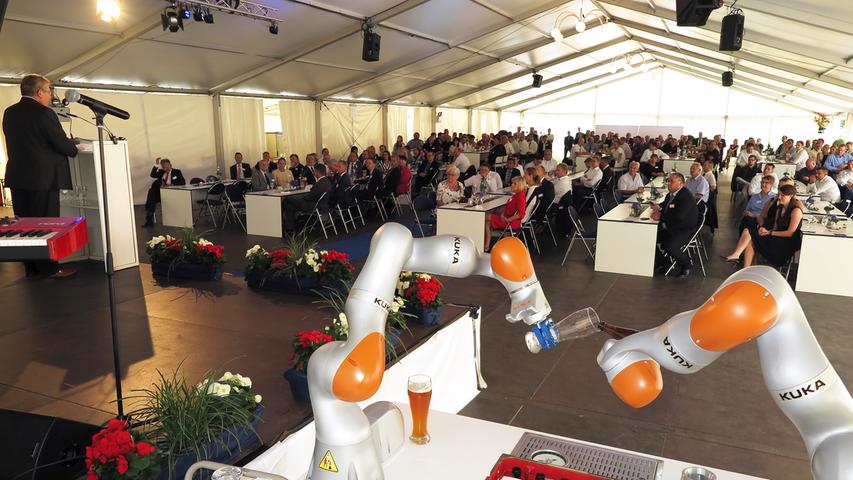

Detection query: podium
(59, 140), (139, 271)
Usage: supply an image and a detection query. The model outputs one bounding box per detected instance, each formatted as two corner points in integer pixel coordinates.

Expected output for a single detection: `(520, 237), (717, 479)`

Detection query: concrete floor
(2, 172), (851, 478)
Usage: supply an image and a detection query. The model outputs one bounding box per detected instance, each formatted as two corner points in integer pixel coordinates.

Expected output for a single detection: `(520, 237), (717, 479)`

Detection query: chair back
(206, 175), (219, 183)
(206, 182), (226, 198)
(593, 202), (606, 219)
(567, 206), (585, 233)
(521, 194), (539, 224)
(225, 181), (248, 201)
(190, 177), (204, 185)
(313, 191), (329, 213)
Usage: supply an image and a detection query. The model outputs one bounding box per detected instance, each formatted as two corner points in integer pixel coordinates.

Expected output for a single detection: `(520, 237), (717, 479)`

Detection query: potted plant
(146, 230), (224, 281)
(85, 419), (160, 480)
(814, 113), (829, 134)
(126, 369), (263, 480)
(398, 272), (444, 326)
(284, 330), (334, 402)
(244, 235), (353, 296)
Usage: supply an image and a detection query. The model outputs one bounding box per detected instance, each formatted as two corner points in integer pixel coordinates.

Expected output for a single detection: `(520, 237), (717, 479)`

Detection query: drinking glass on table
(407, 374), (432, 445)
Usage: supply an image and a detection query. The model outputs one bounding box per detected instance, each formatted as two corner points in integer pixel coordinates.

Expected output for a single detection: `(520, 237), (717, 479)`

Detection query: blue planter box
(245, 271), (348, 297)
(151, 259), (222, 281)
(283, 368), (310, 403)
(156, 404), (263, 480)
(404, 305), (443, 326)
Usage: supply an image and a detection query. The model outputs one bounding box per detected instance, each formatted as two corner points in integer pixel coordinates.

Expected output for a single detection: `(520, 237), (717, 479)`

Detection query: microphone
(64, 90), (130, 120)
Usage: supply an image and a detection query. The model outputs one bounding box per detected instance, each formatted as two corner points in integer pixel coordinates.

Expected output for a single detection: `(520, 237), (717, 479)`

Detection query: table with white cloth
(245, 186), (311, 237)
(662, 158), (696, 175)
(797, 195), (846, 216)
(436, 196), (508, 253)
(646, 176), (666, 189)
(595, 202), (660, 277)
(160, 183), (223, 228)
(796, 215), (853, 297)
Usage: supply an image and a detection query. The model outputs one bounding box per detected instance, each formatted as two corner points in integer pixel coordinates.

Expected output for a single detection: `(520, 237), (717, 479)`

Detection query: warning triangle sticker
(318, 449), (339, 473)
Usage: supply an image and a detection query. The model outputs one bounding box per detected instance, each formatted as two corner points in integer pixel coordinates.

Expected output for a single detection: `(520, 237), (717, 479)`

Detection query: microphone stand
(92, 109), (125, 419)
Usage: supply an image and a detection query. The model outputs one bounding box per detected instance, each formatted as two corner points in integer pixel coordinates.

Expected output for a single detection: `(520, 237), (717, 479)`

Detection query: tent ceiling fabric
(0, 0), (850, 113)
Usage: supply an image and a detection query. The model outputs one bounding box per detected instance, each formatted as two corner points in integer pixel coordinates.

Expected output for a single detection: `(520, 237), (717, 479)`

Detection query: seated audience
(289, 154), (308, 183)
(640, 142), (669, 163)
(251, 157), (274, 191)
(572, 156), (602, 209)
(736, 143), (763, 167)
(812, 167), (841, 203)
(273, 156), (294, 187)
(396, 154), (412, 195)
(497, 155), (523, 187)
(436, 165), (465, 206)
(143, 157), (185, 227)
(332, 160), (353, 207)
(283, 164), (332, 231)
(650, 173), (697, 277)
(450, 146), (472, 178)
(534, 165), (555, 211)
(738, 176), (775, 232)
(484, 176), (527, 250)
(822, 145), (851, 173)
(722, 184), (803, 268)
(414, 150), (440, 194)
(598, 156), (614, 192)
(836, 160), (853, 202)
(732, 154), (761, 192)
(639, 154), (664, 180)
(552, 163), (572, 205)
(254, 151), (277, 172)
(465, 162), (502, 193)
(702, 160), (717, 192)
(617, 161), (644, 201)
(407, 132), (424, 151)
(355, 158), (383, 202)
(748, 163), (778, 195)
(795, 158), (817, 185)
(230, 152), (251, 180)
(789, 141), (809, 168)
(685, 162), (710, 203)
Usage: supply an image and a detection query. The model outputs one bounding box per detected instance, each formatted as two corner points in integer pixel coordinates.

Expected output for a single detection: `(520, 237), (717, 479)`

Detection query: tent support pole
(212, 94), (225, 177)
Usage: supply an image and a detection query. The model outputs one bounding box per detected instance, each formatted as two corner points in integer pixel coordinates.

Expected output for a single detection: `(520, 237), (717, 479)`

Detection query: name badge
(669, 203), (676, 209)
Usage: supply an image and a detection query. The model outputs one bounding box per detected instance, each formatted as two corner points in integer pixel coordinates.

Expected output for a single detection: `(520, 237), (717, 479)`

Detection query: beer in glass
(407, 374), (432, 444)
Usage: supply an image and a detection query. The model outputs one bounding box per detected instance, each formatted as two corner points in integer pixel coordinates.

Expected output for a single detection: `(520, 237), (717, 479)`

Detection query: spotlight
(192, 6), (204, 21)
(575, 20), (586, 33)
(178, 5), (192, 19)
(550, 27), (564, 43)
(269, 22), (278, 35)
(532, 73), (543, 88)
(96, 0), (120, 22)
(161, 7), (184, 32)
(203, 8), (214, 24)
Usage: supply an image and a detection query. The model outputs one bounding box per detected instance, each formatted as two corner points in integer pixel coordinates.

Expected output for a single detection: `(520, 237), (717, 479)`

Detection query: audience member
(414, 150), (440, 194)
(639, 154), (664, 180)
(251, 157), (274, 191)
(273, 156), (294, 186)
(497, 155), (523, 187)
(355, 158), (383, 202)
(823, 145), (851, 173)
(552, 163), (572, 205)
(748, 163), (778, 195)
(283, 164), (332, 231)
(812, 167), (841, 203)
(650, 173), (697, 277)
(738, 176), (776, 231)
(230, 152), (251, 180)
(436, 165), (465, 206)
(484, 176), (527, 250)
(464, 162), (502, 193)
(836, 160), (853, 202)
(685, 162), (710, 203)
(572, 156), (602, 209)
(796, 158), (818, 185)
(617, 161), (644, 201)
(640, 142), (669, 163)
(143, 157), (185, 227)
(407, 133), (424, 151)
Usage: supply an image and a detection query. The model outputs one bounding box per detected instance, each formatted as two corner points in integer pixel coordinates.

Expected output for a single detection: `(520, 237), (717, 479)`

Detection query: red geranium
(404, 276), (443, 308)
(316, 250), (354, 280)
(85, 417), (159, 479)
(291, 330), (334, 373)
(164, 238), (182, 252)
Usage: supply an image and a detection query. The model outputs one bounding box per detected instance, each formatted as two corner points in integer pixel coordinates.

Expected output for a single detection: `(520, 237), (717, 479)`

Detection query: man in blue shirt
(823, 145), (851, 173)
(738, 175), (775, 232)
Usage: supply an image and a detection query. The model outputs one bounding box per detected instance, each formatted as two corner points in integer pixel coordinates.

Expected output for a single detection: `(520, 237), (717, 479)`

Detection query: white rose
(146, 235), (165, 248)
(419, 273), (431, 280)
(338, 312), (347, 327)
(254, 394), (262, 403)
(312, 264), (320, 273)
(216, 383), (232, 396)
(197, 238), (212, 247)
(235, 374), (252, 388)
(396, 280), (404, 292)
(402, 281), (410, 291)
(219, 371), (233, 381)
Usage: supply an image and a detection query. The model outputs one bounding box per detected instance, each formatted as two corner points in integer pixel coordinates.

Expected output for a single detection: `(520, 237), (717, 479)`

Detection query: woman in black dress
(722, 184), (803, 267)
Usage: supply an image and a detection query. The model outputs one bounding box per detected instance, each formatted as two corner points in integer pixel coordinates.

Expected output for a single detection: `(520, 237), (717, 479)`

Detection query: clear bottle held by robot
(525, 308), (638, 353)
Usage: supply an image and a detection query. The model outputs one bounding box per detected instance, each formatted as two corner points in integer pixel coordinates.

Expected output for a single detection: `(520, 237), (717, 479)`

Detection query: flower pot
(156, 404), (264, 480)
(151, 259), (222, 281)
(404, 305), (443, 326)
(245, 271), (348, 296)
(283, 368), (310, 402)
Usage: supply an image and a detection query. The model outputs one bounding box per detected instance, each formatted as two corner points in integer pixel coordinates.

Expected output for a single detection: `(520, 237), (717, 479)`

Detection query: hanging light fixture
(550, 3), (607, 42)
(96, 0), (121, 22)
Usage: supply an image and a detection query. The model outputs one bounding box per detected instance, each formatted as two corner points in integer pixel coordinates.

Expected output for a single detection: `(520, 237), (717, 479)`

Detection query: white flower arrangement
(245, 245), (265, 258)
(196, 238), (212, 247)
(390, 296), (405, 313)
(206, 382), (232, 397)
(338, 312), (348, 327)
(146, 235), (167, 248)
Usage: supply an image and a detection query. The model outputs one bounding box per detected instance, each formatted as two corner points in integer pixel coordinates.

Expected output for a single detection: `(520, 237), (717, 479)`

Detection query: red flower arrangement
(399, 272), (444, 309)
(85, 419), (160, 480)
(269, 249), (293, 269)
(317, 250), (355, 280)
(146, 231), (225, 266)
(290, 330), (334, 373)
(164, 238), (181, 252)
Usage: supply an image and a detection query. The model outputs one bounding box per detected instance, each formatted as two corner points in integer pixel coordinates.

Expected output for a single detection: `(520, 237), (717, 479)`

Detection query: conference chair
(195, 182), (226, 228)
(561, 206), (596, 266)
(223, 181), (250, 232)
(301, 191), (338, 240)
(527, 197), (558, 248)
(190, 177), (205, 185)
(496, 194), (540, 254)
(663, 207), (707, 277)
(593, 201), (607, 219)
(345, 185), (366, 227)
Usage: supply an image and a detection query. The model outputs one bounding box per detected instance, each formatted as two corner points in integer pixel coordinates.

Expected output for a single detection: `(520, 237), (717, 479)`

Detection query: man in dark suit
(414, 150), (440, 195)
(651, 173), (698, 278)
(229, 152), (251, 180)
(2, 74), (79, 278)
(355, 158), (383, 202)
(289, 154), (308, 184)
(283, 163), (332, 231)
(254, 151), (277, 173)
(143, 157), (186, 227)
(331, 161), (353, 208)
(563, 131), (574, 161)
(497, 155), (523, 187)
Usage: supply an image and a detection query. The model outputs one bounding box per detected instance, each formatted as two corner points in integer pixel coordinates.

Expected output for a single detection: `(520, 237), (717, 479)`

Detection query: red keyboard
(0, 217), (89, 261)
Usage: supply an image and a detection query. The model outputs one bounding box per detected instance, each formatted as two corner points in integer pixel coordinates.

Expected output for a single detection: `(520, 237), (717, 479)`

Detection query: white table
(798, 196), (846, 216)
(595, 203), (659, 277)
(160, 184), (212, 228)
(245, 187), (311, 237)
(436, 196), (507, 253)
(663, 158), (697, 175)
(646, 176), (666, 189)
(796, 215), (853, 297)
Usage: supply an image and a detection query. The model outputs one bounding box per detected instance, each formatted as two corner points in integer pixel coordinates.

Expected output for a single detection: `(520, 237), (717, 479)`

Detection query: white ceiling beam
(314, 0), (570, 100)
(518, 68), (656, 112)
(468, 48), (642, 109)
(598, 0), (851, 71)
(500, 68), (631, 111)
(634, 36), (853, 104)
(613, 17), (853, 92)
(433, 37), (629, 106)
(655, 60), (826, 113)
(211, 0), (429, 94)
(385, 19), (610, 103)
(45, 11), (163, 81)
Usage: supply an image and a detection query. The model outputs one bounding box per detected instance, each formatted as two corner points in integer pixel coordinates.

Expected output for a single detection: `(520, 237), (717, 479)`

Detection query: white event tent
(0, 0), (851, 203)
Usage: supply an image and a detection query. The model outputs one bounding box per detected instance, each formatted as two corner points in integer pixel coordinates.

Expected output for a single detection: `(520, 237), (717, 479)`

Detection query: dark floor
(2, 173), (851, 479)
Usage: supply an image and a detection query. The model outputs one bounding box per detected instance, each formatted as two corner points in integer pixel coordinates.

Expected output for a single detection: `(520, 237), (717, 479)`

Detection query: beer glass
(407, 374), (432, 445)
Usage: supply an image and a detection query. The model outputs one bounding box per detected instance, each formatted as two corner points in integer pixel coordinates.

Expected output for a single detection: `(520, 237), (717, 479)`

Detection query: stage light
(179, 5), (192, 19)
(161, 7), (184, 32)
(203, 8), (214, 23)
(192, 6), (204, 21)
(96, 0), (120, 22)
(575, 21), (586, 32)
(550, 27), (563, 43)
(269, 22), (278, 35)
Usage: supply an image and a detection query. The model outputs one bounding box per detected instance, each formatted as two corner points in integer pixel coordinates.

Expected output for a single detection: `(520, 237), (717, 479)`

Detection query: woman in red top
(485, 176), (527, 250)
(397, 153), (412, 195)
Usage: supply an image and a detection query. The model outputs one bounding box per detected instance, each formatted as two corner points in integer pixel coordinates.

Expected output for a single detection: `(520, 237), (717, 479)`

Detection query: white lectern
(59, 140), (139, 271)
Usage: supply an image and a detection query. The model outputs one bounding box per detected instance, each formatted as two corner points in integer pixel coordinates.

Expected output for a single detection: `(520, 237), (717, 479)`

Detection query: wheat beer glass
(407, 374), (432, 444)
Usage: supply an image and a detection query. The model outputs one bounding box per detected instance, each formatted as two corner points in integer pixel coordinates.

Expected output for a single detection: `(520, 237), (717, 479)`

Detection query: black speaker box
(532, 74), (543, 88)
(676, 0), (717, 26)
(719, 13), (744, 51)
(362, 30), (381, 62)
(0, 409), (100, 479)
(722, 71), (733, 87)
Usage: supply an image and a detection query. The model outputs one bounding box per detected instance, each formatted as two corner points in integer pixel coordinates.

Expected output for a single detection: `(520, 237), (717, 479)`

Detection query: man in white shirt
(572, 157), (602, 209)
(748, 163), (778, 195)
(640, 142), (669, 163)
(617, 161), (644, 201)
(813, 167), (841, 203)
(611, 142), (627, 169)
(450, 146), (472, 176)
(552, 163), (572, 205)
(464, 163), (502, 193)
(702, 160), (717, 192)
(540, 148), (559, 173)
(837, 160), (853, 202)
(527, 134), (539, 160)
(684, 162), (710, 203)
(737, 143), (764, 167)
(788, 141), (809, 169)
(511, 134), (521, 156)
(545, 128), (554, 143)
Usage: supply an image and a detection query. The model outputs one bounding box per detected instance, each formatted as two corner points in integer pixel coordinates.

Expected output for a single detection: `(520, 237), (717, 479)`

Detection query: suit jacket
(417, 159), (440, 181)
(2, 97), (78, 190)
(150, 167), (186, 187)
(305, 176), (333, 208)
(384, 166), (401, 194)
(305, 165), (318, 185)
(230, 163), (252, 180)
(660, 187), (698, 235)
(488, 144), (507, 164)
(598, 166), (614, 191)
(538, 179), (555, 208)
(333, 172), (353, 206)
(497, 166), (523, 187)
(362, 168), (383, 195)
(250, 168), (273, 191)
(290, 163), (308, 181)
